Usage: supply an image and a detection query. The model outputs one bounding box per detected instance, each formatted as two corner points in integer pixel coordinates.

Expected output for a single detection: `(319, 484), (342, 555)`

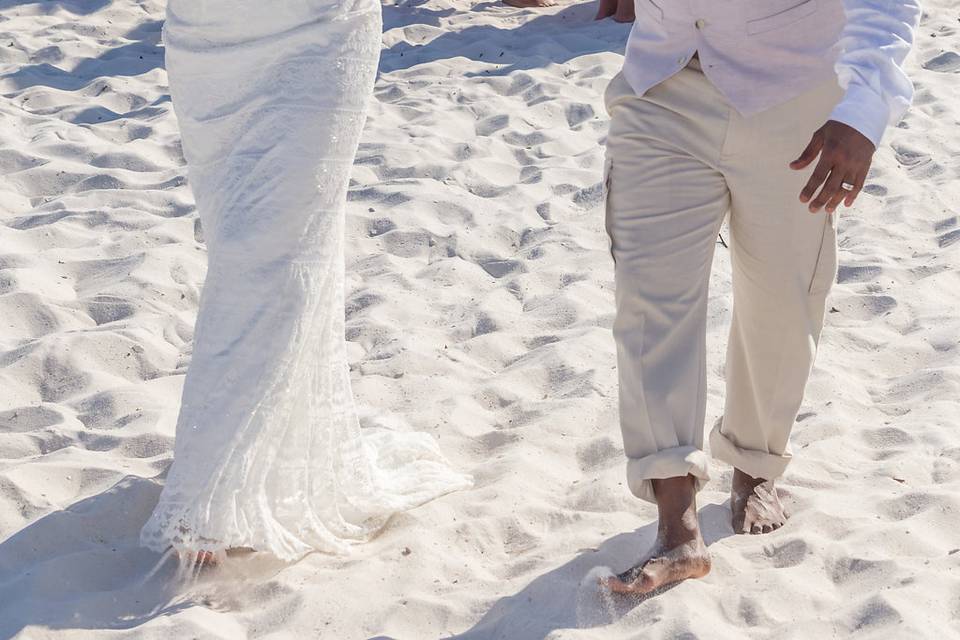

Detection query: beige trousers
(603, 60), (844, 504)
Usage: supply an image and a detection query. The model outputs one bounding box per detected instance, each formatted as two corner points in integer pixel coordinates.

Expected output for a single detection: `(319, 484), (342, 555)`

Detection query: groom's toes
(731, 512), (746, 534)
(615, 566), (640, 585)
(605, 567), (655, 594)
(607, 578), (632, 594)
(603, 575), (634, 594)
(744, 519), (784, 535)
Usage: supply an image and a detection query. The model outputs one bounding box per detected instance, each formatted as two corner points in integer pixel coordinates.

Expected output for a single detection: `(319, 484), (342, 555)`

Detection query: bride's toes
(176, 549), (221, 568)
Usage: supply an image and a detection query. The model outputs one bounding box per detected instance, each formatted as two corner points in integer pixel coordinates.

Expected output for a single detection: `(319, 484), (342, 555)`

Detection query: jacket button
(695, 18), (706, 29)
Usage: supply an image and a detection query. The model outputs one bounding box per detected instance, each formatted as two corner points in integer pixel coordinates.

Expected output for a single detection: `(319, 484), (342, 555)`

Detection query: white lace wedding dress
(140, 0), (471, 561)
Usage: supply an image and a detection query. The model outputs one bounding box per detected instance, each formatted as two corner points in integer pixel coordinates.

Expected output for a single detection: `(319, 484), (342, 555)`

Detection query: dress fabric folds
(140, 0), (471, 561)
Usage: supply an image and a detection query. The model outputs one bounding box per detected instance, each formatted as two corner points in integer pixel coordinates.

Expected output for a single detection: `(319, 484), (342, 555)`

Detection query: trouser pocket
(602, 154), (616, 265)
(808, 212), (838, 294)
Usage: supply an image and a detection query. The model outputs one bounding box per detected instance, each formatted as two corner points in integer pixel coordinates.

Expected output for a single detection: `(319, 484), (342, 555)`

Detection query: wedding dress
(140, 0), (471, 561)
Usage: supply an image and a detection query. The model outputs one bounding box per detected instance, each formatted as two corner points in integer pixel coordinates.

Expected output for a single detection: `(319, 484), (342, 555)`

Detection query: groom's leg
(709, 77), (845, 533)
(601, 66), (731, 593)
(604, 69), (729, 505)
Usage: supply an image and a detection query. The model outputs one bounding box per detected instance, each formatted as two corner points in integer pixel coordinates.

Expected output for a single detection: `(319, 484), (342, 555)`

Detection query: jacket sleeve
(827, 0), (922, 147)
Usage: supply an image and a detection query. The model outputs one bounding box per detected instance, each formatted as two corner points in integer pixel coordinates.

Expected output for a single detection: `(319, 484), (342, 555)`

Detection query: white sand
(1, 0), (958, 638)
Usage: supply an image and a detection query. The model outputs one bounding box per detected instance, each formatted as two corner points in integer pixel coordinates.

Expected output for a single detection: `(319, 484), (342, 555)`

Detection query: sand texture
(0, 0), (958, 638)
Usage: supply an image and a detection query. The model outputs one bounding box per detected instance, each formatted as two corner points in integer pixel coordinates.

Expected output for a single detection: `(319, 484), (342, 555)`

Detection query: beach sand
(0, 0), (958, 637)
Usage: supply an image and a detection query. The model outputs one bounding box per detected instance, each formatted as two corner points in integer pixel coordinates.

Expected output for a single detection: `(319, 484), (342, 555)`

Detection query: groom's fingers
(790, 128), (824, 170)
(799, 157), (831, 204)
(809, 170), (844, 213)
(843, 170), (866, 207)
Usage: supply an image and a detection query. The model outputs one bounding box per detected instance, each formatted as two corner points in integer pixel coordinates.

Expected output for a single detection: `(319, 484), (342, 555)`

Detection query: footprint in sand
(935, 217), (960, 248)
(478, 256), (525, 279)
(576, 436), (622, 471)
(849, 596), (903, 631)
(837, 264), (883, 285)
(922, 51), (960, 73)
(0, 405), (64, 433)
(763, 538), (811, 568)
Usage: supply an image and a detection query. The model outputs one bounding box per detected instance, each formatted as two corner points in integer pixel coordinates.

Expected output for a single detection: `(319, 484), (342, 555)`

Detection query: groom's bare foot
(603, 475), (711, 595)
(605, 537), (711, 595)
(731, 468), (788, 534)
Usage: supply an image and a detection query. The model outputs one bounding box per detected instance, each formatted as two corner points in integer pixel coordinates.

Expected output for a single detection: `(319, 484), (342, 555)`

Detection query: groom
(595, 0), (921, 593)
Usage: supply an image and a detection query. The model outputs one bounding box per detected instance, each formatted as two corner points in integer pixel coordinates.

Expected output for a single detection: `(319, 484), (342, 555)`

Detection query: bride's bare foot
(177, 549), (221, 568)
(603, 475), (711, 595)
(174, 545), (256, 569)
(731, 468), (788, 534)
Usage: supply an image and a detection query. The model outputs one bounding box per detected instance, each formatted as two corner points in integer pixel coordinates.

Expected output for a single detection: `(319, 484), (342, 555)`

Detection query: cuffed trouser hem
(708, 423), (792, 481)
(626, 445), (711, 504)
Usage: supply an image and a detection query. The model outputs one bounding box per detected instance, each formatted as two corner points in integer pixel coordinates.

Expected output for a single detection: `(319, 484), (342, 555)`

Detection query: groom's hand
(791, 120), (876, 214)
(595, 0), (635, 22)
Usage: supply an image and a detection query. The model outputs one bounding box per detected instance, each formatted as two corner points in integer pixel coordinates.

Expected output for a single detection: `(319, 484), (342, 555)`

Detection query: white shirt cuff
(827, 83), (891, 149)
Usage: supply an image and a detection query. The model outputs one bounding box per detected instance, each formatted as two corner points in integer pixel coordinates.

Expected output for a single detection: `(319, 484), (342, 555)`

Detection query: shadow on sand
(3, 1), (629, 94)
(0, 0), (111, 14)
(0, 20), (164, 93)
(380, 0), (631, 76)
(3, 479), (733, 639)
(441, 502), (733, 640)
(0, 475), (198, 639)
